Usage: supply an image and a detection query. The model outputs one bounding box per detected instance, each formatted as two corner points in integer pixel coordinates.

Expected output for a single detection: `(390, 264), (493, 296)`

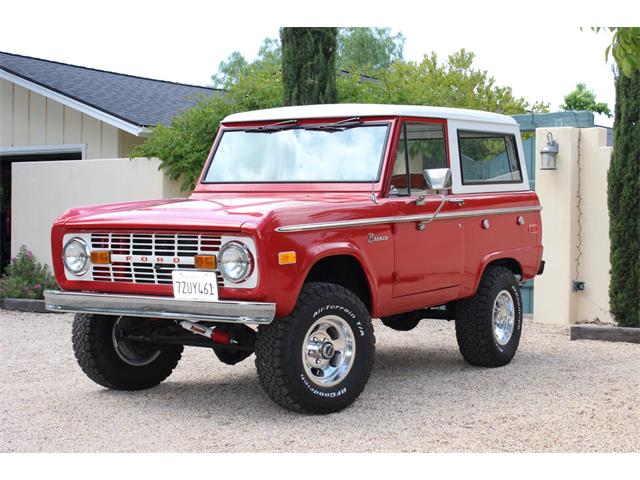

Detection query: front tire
(455, 266), (523, 367)
(255, 282), (375, 414)
(72, 314), (183, 390)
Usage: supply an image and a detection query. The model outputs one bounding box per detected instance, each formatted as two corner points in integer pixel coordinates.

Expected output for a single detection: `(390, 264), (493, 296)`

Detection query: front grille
(89, 232), (223, 285)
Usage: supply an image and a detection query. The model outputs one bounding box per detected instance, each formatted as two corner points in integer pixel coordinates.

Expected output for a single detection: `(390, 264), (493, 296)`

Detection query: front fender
(270, 236), (389, 319)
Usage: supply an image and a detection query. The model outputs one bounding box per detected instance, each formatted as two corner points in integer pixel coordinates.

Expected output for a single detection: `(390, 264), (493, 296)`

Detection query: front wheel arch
(302, 253), (376, 314)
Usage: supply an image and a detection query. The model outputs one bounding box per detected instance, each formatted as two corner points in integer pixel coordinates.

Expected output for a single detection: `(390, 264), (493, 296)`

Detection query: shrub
(608, 70), (640, 327)
(0, 246), (58, 300)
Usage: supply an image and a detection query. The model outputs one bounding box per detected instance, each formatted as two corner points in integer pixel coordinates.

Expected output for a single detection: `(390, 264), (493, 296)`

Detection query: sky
(1, 0), (633, 126)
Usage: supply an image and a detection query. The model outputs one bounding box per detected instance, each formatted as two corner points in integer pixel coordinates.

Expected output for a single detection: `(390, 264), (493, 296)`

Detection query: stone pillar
(533, 127), (613, 324)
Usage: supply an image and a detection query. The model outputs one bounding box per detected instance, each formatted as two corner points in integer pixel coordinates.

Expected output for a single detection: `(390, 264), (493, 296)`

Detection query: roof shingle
(0, 51), (222, 128)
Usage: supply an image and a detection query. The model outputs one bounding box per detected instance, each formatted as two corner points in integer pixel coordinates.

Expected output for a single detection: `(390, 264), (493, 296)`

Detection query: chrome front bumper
(44, 290), (275, 325)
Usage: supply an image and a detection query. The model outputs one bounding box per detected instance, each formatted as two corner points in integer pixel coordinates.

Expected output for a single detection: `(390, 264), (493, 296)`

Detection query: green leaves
(337, 27), (405, 74)
(0, 246), (57, 299)
(132, 49), (283, 191)
(281, 28), (338, 106)
(594, 27), (640, 77)
(607, 70), (640, 326)
(610, 27), (640, 76)
(561, 82), (612, 117)
(133, 41), (548, 193)
(339, 49), (549, 115)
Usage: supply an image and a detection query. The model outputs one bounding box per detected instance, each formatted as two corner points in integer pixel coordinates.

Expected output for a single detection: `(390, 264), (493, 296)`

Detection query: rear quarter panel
(445, 117), (542, 297)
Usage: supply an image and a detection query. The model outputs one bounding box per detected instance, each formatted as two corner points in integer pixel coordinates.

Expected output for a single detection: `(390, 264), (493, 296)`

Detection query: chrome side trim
(275, 205), (542, 233)
(44, 290), (275, 325)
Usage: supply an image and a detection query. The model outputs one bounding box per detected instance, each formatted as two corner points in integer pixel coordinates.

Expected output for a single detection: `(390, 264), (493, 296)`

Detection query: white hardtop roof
(223, 103), (517, 126)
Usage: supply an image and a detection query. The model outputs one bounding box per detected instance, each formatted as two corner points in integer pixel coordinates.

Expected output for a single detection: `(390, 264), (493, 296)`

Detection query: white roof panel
(223, 103), (518, 126)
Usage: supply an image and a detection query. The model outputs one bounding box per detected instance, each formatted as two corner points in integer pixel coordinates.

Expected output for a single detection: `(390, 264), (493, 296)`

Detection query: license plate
(171, 270), (218, 301)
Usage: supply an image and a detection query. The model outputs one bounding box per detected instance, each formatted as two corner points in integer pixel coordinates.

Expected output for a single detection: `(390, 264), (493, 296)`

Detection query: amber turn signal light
(90, 250), (111, 264)
(278, 251), (297, 265)
(195, 255), (217, 270)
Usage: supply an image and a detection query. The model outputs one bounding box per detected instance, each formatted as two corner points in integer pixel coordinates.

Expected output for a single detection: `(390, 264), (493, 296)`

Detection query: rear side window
(458, 131), (522, 184)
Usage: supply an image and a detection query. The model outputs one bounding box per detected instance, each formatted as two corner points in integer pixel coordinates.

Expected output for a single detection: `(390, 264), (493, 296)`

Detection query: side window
(390, 122), (447, 196)
(458, 131), (522, 184)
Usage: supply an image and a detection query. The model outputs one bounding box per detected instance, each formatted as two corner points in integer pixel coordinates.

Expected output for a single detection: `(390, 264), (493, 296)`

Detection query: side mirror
(423, 168), (452, 192)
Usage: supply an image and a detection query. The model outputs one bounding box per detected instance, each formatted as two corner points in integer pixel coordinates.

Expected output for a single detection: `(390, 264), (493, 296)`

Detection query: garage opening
(0, 151), (82, 273)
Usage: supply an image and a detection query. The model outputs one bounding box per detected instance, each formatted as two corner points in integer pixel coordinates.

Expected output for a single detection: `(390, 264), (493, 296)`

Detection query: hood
(57, 194), (370, 232)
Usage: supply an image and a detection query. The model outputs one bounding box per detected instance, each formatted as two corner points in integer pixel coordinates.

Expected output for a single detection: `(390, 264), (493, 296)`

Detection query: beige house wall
(533, 127), (614, 324)
(118, 128), (146, 158)
(11, 157), (187, 268)
(0, 78), (142, 158)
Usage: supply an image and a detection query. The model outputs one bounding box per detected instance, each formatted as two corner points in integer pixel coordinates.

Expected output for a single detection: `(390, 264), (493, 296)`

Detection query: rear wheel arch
(487, 258), (522, 278)
(472, 256), (523, 295)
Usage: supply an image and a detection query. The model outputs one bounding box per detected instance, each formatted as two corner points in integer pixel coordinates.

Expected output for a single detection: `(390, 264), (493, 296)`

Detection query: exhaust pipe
(179, 320), (238, 345)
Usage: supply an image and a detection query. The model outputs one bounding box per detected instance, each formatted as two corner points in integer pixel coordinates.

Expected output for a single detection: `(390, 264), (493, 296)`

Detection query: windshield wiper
(243, 119), (299, 133)
(302, 117), (363, 132)
(242, 117), (363, 134)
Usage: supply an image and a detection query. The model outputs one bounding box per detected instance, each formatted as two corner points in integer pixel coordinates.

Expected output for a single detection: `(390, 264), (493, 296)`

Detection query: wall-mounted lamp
(540, 132), (559, 170)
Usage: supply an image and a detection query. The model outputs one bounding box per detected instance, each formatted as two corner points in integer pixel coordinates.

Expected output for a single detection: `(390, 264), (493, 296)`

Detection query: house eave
(0, 68), (150, 137)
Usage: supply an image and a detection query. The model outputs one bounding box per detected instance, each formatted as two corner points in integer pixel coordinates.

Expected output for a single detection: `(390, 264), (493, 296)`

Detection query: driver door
(389, 120), (464, 297)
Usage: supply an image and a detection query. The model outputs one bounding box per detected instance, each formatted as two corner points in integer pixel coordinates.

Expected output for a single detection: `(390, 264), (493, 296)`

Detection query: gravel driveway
(1, 310), (638, 452)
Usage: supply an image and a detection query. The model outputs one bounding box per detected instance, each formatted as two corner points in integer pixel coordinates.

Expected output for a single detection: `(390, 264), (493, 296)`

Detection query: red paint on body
(50, 116), (543, 319)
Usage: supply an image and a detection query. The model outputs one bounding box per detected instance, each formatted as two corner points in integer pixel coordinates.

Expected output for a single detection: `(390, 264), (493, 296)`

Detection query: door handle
(446, 198), (465, 207)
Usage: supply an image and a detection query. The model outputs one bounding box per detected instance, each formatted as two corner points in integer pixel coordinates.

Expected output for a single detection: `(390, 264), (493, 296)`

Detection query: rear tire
(72, 314), (183, 390)
(255, 282), (375, 414)
(455, 266), (523, 367)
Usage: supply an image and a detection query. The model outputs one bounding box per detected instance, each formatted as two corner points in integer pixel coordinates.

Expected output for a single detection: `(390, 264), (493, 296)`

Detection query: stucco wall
(11, 157), (188, 268)
(533, 127), (613, 324)
(0, 78), (142, 158)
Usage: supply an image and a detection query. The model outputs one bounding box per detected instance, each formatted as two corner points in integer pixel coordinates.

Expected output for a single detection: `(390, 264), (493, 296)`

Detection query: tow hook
(179, 320), (238, 345)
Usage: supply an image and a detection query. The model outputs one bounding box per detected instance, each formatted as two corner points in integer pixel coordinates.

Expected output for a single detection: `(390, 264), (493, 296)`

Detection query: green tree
(213, 29), (403, 86)
(135, 42), (548, 191)
(281, 27), (338, 105)
(561, 83), (611, 117)
(133, 48), (282, 190)
(594, 27), (640, 77)
(607, 70), (640, 327)
(337, 27), (404, 73)
(211, 51), (248, 89)
(211, 38), (281, 89)
(339, 49), (549, 114)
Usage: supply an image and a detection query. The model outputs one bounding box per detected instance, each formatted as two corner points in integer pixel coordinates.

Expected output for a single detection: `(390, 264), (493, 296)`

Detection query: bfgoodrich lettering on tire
(455, 266), (523, 367)
(254, 282), (375, 414)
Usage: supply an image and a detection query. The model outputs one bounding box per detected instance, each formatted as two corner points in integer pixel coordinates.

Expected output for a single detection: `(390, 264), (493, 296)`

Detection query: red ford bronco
(46, 104), (544, 414)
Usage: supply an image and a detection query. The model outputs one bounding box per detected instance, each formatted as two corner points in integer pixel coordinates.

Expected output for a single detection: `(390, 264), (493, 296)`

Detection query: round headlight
(63, 237), (90, 275)
(218, 241), (253, 283)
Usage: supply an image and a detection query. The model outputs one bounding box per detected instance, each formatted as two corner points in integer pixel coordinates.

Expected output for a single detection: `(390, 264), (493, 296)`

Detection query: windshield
(203, 123), (389, 183)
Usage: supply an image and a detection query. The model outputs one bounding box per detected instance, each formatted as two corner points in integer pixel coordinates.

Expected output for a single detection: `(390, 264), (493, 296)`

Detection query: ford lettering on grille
(89, 233), (222, 285)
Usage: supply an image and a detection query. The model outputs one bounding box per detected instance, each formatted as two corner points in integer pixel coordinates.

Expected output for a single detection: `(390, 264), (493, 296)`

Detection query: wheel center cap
(321, 342), (334, 359)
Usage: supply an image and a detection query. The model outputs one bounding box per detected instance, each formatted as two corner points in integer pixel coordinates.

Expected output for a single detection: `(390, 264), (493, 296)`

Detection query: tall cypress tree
(281, 27), (337, 106)
(608, 70), (640, 327)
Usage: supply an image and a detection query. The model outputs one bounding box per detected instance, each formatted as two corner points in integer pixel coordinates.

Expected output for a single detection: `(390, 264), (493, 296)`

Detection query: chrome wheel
(302, 315), (356, 387)
(492, 290), (515, 346)
(111, 316), (161, 367)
